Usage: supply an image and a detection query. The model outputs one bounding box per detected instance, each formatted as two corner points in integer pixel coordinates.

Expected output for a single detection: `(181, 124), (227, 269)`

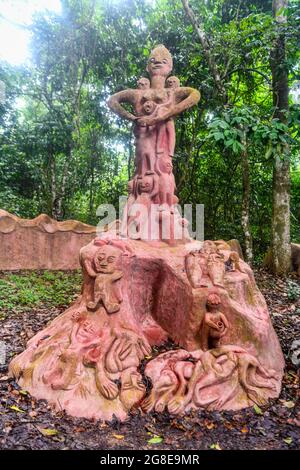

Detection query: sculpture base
(9, 234), (284, 421)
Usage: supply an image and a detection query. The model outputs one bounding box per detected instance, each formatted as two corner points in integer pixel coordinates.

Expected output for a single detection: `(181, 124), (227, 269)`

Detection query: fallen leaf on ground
(282, 400), (295, 408)
(148, 435), (163, 444)
(9, 405), (25, 413)
(210, 443), (222, 450)
(112, 434), (124, 440)
(37, 427), (59, 436)
(253, 404), (263, 415)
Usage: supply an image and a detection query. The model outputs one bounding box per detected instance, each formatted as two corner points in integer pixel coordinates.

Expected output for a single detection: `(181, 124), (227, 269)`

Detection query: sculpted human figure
(108, 45), (200, 126)
(108, 45), (200, 231)
(141, 74), (180, 158)
(156, 157), (176, 210)
(185, 241), (225, 288)
(127, 171), (159, 237)
(87, 245), (123, 313)
(200, 293), (229, 350)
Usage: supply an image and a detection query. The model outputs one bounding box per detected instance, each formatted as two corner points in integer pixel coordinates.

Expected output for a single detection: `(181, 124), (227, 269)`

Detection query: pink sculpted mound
(9, 45), (284, 421)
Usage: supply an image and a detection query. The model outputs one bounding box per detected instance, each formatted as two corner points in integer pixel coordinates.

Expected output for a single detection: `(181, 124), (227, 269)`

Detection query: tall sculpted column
(108, 45), (200, 242)
(8, 45), (284, 421)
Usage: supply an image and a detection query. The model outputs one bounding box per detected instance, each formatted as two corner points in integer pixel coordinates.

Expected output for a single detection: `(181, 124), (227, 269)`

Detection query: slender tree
(269, 0), (291, 274)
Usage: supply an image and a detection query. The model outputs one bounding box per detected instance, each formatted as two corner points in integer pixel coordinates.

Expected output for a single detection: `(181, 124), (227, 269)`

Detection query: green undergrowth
(0, 270), (82, 318)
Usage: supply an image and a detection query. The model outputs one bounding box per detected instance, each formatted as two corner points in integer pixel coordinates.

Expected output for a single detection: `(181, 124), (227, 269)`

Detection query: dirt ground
(0, 269), (299, 450)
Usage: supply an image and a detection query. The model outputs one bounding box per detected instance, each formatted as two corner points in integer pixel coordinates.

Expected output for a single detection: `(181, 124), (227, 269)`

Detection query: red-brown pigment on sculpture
(9, 46), (284, 421)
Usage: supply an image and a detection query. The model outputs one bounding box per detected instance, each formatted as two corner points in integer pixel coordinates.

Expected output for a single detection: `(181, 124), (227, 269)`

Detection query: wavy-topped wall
(0, 210), (96, 270)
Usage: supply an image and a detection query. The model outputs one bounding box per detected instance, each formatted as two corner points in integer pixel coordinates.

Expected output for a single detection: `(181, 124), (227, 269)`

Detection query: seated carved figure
(87, 245), (123, 313)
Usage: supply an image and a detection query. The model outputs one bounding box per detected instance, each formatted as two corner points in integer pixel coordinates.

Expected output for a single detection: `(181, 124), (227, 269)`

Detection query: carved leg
(168, 362), (193, 413)
(141, 370), (177, 413)
(238, 354), (274, 404)
(207, 377), (240, 410)
(95, 359), (119, 400)
(102, 292), (120, 314)
(87, 295), (101, 310)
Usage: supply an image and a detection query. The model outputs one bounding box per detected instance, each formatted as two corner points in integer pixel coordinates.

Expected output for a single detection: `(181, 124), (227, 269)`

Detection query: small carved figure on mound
(200, 293), (229, 351)
(214, 240), (245, 273)
(86, 244), (123, 313)
(185, 241), (225, 288)
(141, 349), (194, 413)
(105, 329), (151, 374)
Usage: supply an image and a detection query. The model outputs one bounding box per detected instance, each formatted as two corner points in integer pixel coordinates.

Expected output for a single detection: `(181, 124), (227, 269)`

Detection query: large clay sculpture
(108, 44), (200, 242)
(9, 45), (284, 421)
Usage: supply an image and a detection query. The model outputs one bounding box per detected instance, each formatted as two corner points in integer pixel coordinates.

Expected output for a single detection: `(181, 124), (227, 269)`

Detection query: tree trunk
(270, 0), (291, 274)
(49, 154), (58, 220)
(241, 132), (253, 264)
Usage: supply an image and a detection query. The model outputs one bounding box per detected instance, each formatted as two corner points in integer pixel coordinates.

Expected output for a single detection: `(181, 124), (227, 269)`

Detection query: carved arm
(107, 89), (137, 122)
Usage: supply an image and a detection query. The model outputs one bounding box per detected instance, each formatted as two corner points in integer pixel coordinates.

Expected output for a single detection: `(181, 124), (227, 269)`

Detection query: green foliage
(0, 271), (82, 317)
(287, 280), (300, 301)
(0, 0), (299, 259)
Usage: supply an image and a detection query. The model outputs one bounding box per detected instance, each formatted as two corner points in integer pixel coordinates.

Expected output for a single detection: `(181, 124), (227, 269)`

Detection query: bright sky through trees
(0, 0), (62, 65)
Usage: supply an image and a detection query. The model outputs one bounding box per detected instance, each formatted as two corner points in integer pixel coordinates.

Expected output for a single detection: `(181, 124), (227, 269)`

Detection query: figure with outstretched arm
(107, 45), (200, 241)
(107, 44), (200, 132)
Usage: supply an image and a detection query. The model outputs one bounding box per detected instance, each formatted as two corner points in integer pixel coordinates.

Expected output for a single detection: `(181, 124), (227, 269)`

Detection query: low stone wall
(0, 210), (96, 270)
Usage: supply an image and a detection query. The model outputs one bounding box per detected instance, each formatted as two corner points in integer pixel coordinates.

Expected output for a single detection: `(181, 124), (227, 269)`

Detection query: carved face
(93, 245), (122, 274)
(143, 100), (156, 115)
(147, 45), (173, 78)
(166, 76), (180, 89)
(137, 77), (150, 90)
(138, 175), (153, 193)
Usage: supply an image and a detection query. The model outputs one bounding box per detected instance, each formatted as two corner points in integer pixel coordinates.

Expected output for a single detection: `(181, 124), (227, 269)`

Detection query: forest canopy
(0, 0), (299, 263)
